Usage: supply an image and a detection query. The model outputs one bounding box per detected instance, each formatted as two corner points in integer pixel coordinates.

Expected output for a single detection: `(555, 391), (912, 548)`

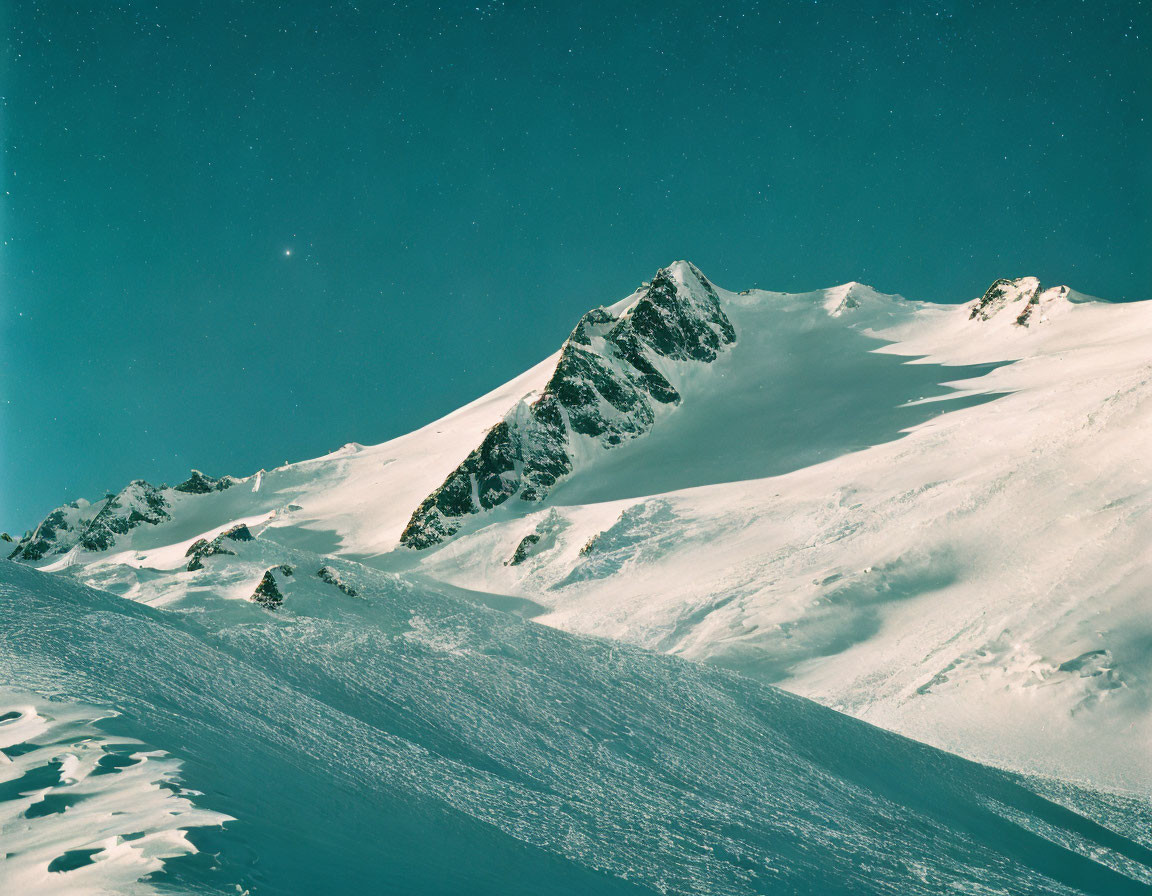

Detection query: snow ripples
(0, 692), (230, 895)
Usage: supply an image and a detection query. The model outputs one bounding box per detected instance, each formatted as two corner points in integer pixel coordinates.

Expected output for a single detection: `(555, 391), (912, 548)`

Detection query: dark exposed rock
(173, 470), (235, 494)
(619, 265), (735, 363)
(400, 262), (736, 549)
(12, 483), (171, 560)
(969, 277), (1073, 328)
(506, 533), (540, 566)
(185, 539), (234, 571)
(279, 564), (295, 576)
(317, 565), (357, 597)
(544, 339), (658, 442)
(223, 523), (254, 542)
(504, 510), (568, 566)
(9, 508), (74, 561)
(1, 533), (12, 543)
(12, 481), (177, 561)
(251, 570), (284, 610)
(1015, 295), (1041, 327)
(970, 279), (1017, 320)
(12, 465), (237, 564)
(606, 327), (679, 406)
(79, 482), (170, 552)
(969, 277), (1042, 323)
(12, 469), (239, 562)
(517, 396), (573, 501)
(184, 524), (253, 571)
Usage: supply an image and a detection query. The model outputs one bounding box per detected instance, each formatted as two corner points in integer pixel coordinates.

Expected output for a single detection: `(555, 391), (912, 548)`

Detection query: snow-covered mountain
(9, 260), (1152, 803)
(400, 262), (736, 548)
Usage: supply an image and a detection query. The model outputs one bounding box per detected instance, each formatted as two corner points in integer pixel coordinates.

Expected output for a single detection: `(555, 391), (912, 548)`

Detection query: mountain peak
(823, 281), (880, 316)
(661, 259), (708, 285)
(968, 276), (1076, 326)
(398, 262), (737, 549)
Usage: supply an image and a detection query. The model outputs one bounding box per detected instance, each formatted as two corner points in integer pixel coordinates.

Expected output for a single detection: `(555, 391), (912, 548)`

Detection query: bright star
(284, 249), (292, 257)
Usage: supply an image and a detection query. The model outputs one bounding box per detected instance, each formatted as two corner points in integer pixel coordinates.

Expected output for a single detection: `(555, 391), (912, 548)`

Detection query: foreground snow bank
(0, 691), (229, 895)
(2, 560), (1152, 895)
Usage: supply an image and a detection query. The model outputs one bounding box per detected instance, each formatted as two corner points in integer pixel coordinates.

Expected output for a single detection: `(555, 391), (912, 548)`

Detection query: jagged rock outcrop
(400, 262), (736, 550)
(968, 277), (1070, 327)
(251, 569), (284, 610)
(185, 524), (255, 571)
(12, 471), (236, 562)
(8, 502), (90, 561)
(970, 278), (1038, 321)
(317, 565), (357, 596)
(174, 470), (235, 494)
(10, 482), (172, 560)
(0, 533), (12, 543)
(507, 534), (540, 566)
(79, 482), (170, 551)
(505, 510), (568, 566)
(223, 523), (254, 542)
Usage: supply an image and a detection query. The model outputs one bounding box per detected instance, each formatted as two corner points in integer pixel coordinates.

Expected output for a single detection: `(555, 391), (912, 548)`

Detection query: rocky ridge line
(399, 262), (736, 550)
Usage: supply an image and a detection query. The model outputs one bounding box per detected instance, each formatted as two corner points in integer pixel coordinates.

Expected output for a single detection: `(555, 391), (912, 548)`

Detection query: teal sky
(2, 1), (1150, 534)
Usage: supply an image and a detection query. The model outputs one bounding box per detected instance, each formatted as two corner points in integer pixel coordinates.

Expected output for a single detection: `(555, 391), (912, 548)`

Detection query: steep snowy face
(410, 275), (1152, 791)
(5, 560), (1152, 896)
(398, 261), (736, 549)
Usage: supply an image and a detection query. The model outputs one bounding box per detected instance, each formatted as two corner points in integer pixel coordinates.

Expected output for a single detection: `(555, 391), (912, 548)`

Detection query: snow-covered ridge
(399, 260), (737, 548)
(10, 263), (1091, 566)
(9, 472), (235, 562)
(967, 276), (1087, 327)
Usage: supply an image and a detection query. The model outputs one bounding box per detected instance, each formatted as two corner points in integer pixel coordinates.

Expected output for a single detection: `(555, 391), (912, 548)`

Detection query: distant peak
(969, 277), (1041, 322)
(969, 277), (1080, 326)
(174, 470), (235, 494)
(822, 281), (898, 317)
(658, 260), (713, 292)
(398, 261), (736, 549)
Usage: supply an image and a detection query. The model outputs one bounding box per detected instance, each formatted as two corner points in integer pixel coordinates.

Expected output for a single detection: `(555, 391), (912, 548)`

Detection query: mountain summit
(8, 261), (1147, 799)
(400, 261), (736, 548)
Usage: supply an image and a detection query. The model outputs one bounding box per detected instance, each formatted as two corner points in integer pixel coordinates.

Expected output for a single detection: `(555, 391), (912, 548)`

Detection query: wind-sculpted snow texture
(399, 261), (736, 548)
(4, 560), (1152, 895)
(0, 689), (230, 895)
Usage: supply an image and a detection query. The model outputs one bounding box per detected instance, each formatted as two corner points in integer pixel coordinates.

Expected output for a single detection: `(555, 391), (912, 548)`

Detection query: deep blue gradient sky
(2, 1), (1150, 533)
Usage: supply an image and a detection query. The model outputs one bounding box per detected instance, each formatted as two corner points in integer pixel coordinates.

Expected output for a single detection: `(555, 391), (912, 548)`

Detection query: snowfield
(8, 261), (1152, 891)
(4, 559), (1152, 894)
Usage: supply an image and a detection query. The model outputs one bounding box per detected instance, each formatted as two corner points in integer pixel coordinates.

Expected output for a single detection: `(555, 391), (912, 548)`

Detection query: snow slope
(0, 690), (230, 896)
(416, 273), (1152, 791)
(11, 262), (1152, 798)
(6, 559), (1152, 895)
